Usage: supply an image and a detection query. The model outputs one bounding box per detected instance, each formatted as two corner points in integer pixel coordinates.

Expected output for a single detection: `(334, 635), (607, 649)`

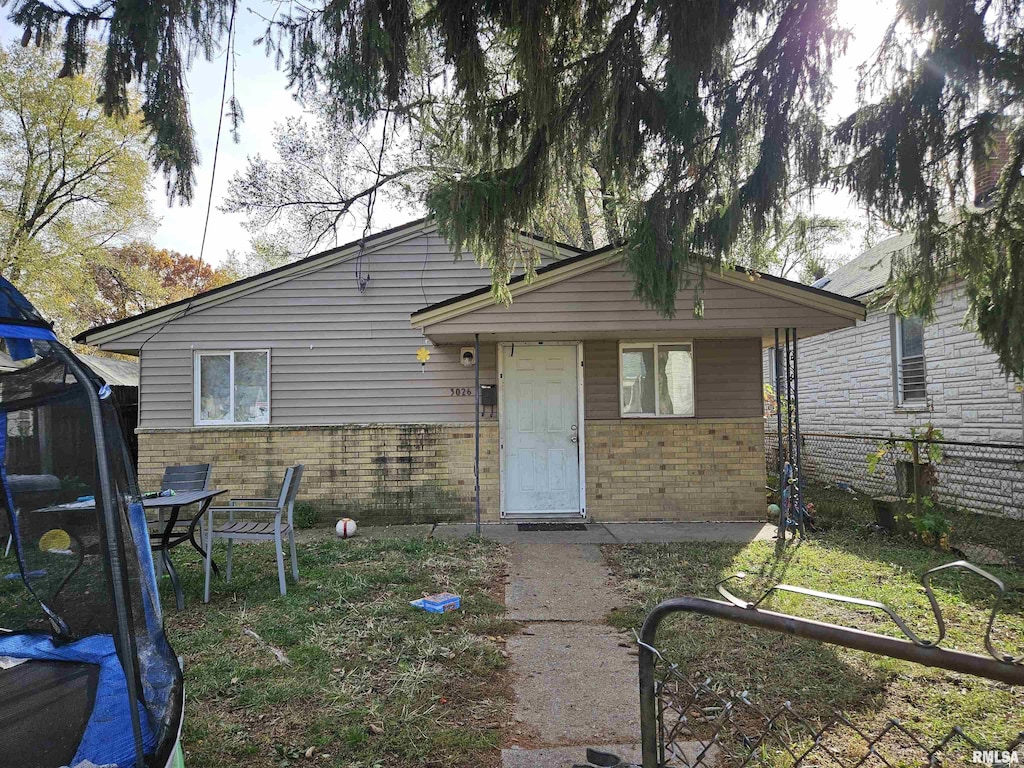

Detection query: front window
(895, 316), (927, 404)
(620, 342), (694, 417)
(194, 350), (270, 425)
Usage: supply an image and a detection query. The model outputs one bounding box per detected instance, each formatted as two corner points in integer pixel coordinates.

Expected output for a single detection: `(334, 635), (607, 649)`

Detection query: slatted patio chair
(202, 464), (304, 602)
(151, 464), (212, 573)
(161, 464), (212, 494)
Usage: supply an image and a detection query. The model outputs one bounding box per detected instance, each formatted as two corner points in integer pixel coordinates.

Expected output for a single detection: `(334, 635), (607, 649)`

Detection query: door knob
(569, 435), (578, 443)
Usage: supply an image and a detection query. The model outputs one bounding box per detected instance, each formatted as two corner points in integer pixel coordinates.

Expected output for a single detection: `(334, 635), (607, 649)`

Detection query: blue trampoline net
(0, 277), (182, 768)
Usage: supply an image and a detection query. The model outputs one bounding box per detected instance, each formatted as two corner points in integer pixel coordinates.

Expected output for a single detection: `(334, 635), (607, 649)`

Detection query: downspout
(774, 329), (785, 553)
(474, 333), (481, 536)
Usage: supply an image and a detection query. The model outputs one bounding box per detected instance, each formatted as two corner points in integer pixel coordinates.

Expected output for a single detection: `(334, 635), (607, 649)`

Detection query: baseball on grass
(335, 518), (357, 539)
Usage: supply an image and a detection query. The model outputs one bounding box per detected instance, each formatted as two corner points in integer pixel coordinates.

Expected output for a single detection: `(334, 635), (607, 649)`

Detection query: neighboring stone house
(763, 234), (1024, 445)
(76, 217), (864, 524)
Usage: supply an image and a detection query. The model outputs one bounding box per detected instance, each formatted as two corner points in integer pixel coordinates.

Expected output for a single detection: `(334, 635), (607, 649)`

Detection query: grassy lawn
(162, 536), (511, 768)
(605, 531), (1024, 759)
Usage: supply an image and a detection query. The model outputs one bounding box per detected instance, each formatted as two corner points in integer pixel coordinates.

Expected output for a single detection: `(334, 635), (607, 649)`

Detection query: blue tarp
(0, 633), (156, 767)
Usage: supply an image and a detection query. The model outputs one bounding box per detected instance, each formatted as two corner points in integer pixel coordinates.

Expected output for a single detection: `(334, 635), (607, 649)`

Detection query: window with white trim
(619, 342), (694, 417)
(893, 315), (927, 405)
(194, 350), (270, 425)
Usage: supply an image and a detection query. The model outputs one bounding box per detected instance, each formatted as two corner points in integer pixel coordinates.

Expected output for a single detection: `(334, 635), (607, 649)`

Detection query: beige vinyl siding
(693, 338), (763, 417)
(422, 260), (854, 339)
(130, 232), (510, 428)
(583, 341), (619, 419)
(583, 338), (762, 420)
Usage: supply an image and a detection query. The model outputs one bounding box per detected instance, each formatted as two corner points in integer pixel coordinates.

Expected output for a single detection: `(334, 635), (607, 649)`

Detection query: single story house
(76, 218), (864, 524)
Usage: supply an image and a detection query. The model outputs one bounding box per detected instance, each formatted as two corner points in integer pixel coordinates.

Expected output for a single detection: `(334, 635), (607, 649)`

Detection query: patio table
(32, 489), (226, 610)
(146, 489), (227, 610)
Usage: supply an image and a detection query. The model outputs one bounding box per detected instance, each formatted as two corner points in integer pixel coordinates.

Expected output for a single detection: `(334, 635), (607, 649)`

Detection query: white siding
(763, 282), (1024, 444)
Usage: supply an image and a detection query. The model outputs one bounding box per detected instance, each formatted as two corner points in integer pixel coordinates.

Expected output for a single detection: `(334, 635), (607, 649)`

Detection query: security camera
(460, 347), (476, 367)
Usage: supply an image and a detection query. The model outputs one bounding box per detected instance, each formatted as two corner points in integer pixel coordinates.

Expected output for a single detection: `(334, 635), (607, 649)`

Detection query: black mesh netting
(0, 276), (182, 768)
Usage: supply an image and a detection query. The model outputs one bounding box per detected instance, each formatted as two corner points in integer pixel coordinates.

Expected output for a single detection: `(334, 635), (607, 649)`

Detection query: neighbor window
(619, 342), (694, 417)
(893, 315), (927, 405)
(194, 350), (270, 425)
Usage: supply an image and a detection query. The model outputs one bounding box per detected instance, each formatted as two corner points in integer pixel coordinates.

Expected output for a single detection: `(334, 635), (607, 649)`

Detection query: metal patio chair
(151, 464), (212, 574)
(202, 464), (304, 602)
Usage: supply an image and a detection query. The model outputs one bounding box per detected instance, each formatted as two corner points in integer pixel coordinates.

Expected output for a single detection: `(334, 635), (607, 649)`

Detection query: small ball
(335, 518), (357, 539)
(767, 503), (781, 519)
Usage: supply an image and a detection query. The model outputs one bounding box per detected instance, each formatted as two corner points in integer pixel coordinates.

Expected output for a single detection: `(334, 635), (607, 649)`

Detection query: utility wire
(198, 0), (238, 269)
(139, 0), (237, 353)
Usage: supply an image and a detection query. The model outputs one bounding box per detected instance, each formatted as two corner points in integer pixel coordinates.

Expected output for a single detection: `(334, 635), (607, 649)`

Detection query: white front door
(500, 343), (583, 517)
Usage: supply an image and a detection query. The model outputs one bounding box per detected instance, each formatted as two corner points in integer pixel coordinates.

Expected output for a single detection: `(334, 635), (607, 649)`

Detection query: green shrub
(292, 501), (320, 529)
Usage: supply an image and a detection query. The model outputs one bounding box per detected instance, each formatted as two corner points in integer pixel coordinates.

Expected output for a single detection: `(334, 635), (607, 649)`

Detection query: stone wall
(138, 416), (765, 524)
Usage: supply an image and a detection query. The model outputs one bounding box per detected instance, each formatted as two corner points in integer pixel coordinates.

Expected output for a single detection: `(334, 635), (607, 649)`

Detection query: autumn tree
(0, 38), (152, 336)
(82, 242), (234, 327)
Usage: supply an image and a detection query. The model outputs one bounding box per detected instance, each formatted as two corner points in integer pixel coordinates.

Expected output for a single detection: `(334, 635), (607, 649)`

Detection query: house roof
(74, 218), (582, 348)
(80, 354), (140, 387)
(410, 243), (867, 329)
(812, 231), (916, 299)
(0, 351), (138, 386)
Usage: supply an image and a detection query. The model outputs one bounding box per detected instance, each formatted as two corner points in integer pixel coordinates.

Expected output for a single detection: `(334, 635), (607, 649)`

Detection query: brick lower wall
(138, 416), (764, 524)
(584, 417), (765, 521)
(138, 424), (499, 525)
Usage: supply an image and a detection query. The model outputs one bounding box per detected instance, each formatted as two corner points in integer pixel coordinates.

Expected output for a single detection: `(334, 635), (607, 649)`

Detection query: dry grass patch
(163, 535), (511, 768)
(605, 531), (1023, 760)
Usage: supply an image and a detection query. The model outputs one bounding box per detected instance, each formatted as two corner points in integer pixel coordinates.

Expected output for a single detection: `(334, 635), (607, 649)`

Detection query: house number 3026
(449, 388), (473, 397)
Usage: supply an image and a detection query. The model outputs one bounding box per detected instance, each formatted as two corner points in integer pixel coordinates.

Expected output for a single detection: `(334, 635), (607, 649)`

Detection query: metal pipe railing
(637, 564), (1024, 768)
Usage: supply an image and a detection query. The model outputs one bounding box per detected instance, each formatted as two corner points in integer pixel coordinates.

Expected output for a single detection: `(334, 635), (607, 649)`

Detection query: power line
(139, 0), (237, 354)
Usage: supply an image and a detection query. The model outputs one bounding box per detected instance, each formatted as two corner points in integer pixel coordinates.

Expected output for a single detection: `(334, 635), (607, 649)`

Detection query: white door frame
(497, 341), (587, 519)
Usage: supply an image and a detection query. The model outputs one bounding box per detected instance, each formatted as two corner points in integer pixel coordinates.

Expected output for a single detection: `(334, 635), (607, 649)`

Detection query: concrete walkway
(501, 543), (641, 768)
(305, 519), (774, 765)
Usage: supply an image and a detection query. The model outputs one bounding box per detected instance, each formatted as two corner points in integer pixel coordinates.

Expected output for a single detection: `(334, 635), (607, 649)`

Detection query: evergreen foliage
(6, 0), (1024, 375)
(4, 0), (232, 204)
(836, 0), (1024, 378)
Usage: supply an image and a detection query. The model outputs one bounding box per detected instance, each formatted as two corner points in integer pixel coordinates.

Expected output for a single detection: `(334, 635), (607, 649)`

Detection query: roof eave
(76, 220), (582, 349)
(411, 249), (866, 330)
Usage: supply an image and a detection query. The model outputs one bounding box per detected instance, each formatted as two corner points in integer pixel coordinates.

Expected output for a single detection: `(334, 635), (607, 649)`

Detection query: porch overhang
(411, 247), (865, 346)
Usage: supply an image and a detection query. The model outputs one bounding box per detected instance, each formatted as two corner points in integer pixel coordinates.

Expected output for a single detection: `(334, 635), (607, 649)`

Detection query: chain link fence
(765, 430), (1024, 565)
(652, 667), (1022, 767)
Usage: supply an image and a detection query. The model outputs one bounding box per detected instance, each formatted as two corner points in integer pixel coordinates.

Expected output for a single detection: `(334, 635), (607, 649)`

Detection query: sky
(0, 0), (895, 269)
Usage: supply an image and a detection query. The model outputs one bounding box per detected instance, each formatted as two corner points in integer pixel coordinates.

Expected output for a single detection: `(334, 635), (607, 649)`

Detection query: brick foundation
(138, 416), (764, 524)
(138, 424), (499, 525)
